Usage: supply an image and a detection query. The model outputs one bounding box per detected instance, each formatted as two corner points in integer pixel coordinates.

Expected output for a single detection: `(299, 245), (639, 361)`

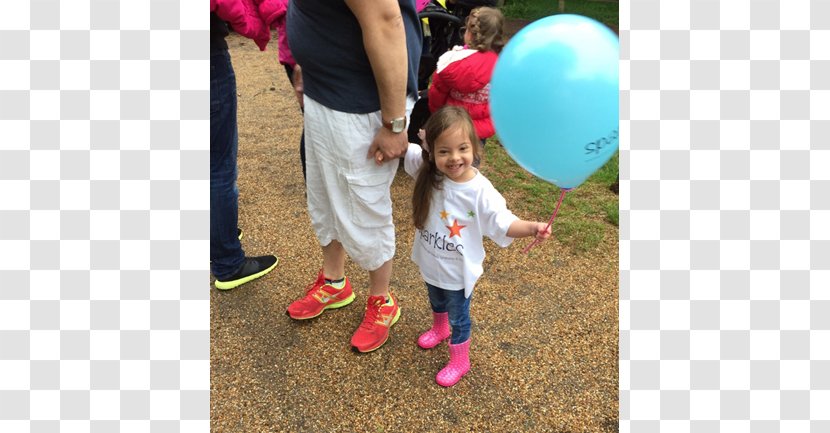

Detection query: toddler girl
(403, 106), (551, 387)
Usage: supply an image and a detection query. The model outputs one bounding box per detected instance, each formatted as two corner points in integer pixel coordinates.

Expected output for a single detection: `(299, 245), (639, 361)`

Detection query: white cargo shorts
(302, 95), (413, 271)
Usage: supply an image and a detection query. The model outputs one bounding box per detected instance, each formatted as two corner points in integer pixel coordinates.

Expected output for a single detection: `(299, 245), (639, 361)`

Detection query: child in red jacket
(428, 7), (506, 144)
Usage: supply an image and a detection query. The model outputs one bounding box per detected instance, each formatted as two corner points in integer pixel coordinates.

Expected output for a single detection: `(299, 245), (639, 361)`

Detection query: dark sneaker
(214, 255), (278, 290)
(237, 228), (243, 240)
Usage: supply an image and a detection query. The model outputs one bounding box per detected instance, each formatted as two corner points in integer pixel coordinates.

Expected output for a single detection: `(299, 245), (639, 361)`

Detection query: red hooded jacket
(428, 47), (499, 139)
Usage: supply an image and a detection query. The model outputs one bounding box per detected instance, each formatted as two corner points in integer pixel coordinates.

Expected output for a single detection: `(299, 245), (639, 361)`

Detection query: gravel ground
(211, 28), (619, 433)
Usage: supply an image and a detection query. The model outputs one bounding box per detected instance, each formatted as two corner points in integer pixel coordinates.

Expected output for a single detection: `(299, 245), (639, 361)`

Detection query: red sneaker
(286, 270), (355, 320)
(350, 293), (400, 353)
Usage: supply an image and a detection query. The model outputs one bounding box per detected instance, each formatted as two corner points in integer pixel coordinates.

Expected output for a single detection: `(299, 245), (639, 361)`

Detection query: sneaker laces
(358, 297), (385, 331)
(304, 270), (325, 295)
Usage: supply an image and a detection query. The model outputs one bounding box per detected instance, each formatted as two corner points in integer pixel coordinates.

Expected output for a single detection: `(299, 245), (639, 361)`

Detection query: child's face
(433, 125), (476, 182)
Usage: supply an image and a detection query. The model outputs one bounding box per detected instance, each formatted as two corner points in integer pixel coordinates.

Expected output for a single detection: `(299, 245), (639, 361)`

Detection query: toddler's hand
(417, 129), (428, 149)
(535, 223), (552, 242)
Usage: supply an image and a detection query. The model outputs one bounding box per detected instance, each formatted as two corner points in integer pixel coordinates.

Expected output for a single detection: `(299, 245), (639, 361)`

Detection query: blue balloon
(490, 14), (619, 190)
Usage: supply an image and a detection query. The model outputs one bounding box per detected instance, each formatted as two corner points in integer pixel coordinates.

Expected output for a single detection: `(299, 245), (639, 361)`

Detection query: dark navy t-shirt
(287, 0), (422, 114)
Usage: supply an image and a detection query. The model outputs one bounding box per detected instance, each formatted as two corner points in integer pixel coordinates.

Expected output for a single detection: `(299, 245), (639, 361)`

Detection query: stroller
(408, 0), (499, 143)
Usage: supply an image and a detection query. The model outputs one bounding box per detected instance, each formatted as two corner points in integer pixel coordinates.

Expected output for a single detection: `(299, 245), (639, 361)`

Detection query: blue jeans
(426, 283), (472, 344)
(210, 49), (245, 279)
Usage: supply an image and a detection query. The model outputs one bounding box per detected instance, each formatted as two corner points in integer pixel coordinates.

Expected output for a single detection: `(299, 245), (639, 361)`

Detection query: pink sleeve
(258, 0), (287, 28)
(214, 0), (271, 51)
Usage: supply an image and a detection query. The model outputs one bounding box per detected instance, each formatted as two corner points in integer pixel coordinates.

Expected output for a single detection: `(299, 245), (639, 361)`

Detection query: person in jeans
(210, 10), (278, 289)
(284, 0), (422, 353)
(404, 106), (551, 386)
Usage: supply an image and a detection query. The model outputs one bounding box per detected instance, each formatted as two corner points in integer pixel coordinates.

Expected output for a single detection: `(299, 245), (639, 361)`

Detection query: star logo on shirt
(440, 210), (449, 220)
(446, 219), (467, 238)
(467, 210), (476, 218)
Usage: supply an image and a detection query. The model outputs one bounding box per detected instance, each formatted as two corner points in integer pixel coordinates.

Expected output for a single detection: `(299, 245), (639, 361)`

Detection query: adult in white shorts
(285, 0), (422, 353)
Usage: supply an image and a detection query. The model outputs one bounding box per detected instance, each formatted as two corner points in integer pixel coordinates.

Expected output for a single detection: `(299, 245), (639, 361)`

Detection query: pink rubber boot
(436, 339), (470, 387)
(417, 312), (451, 349)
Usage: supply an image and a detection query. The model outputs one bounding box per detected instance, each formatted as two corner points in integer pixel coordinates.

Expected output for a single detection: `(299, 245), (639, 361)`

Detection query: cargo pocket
(345, 172), (392, 229)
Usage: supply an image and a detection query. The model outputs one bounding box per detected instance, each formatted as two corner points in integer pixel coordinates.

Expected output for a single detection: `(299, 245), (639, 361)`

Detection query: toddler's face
(433, 126), (475, 183)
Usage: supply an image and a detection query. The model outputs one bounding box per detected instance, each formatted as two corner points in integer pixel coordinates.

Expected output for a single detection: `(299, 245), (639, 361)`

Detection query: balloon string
(523, 188), (568, 254)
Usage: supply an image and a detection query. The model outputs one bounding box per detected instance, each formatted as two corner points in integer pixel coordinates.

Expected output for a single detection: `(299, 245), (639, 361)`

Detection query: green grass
(501, 0), (619, 27)
(482, 138), (619, 253)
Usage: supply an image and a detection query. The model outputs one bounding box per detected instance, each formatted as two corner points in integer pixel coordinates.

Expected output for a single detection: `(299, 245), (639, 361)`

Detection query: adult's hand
(367, 127), (408, 165)
(346, 0), (408, 165)
(292, 64), (304, 109)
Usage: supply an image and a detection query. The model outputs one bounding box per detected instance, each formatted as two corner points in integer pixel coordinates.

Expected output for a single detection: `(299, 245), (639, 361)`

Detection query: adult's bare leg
(322, 240), (346, 280)
(368, 259), (392, 297)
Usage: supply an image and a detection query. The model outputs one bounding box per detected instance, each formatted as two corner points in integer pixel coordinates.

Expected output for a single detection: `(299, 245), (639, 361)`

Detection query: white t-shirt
(404, 143), (519, 298)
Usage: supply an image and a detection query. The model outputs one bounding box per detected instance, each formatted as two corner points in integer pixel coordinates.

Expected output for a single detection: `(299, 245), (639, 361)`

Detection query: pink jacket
(210, 0), (282, 51)
(270, 0), (296, 67)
